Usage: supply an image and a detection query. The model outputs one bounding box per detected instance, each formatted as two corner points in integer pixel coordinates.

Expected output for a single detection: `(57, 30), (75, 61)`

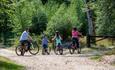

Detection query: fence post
(87, 34), (91, 47)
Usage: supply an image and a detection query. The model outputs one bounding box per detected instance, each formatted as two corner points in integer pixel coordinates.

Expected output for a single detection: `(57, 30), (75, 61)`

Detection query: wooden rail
(90, 35), (115, 38)
(87, 35), (115, 47)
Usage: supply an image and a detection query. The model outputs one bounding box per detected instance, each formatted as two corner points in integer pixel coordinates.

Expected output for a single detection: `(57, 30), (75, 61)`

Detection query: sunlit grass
(96, 38), (114, 47)
(111, 62), (115, 66)
(0, 56), (25, 70)
(104, 48), (115, 55)
(90, 55), (102, 61)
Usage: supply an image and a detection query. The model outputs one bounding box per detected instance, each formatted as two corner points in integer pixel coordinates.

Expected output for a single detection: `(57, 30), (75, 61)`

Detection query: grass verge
(90, 55), (102, 61)
(0, 56), (25, 70)
(104, 48), (115, 55)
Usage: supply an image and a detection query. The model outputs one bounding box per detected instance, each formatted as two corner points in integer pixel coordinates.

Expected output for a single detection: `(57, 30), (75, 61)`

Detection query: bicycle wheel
(48, 46), (51, 54)
(69, 47), (75, 54)
(54, 46), (58, 55)
(15, 45), (25, 56)
(69, 44), (75, 54)
(54, 46), (63, 55)
(59, 48), (63, 55)
(29, 41), (39, 55)
(53, 42), (58, 55)
(77, 46), (81, 54)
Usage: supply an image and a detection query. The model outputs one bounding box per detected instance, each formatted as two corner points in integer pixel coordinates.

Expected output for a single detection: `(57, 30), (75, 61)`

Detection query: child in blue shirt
(42, 34), (49, 55)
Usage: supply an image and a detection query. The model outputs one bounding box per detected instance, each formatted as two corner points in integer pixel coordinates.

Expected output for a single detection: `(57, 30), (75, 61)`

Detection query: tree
(0, 0), (14, 44)
(12, 0), (43, 35)
(31, 12), (48, 35)
(41, 0), (48, 5)
(95, 0), (115, 35)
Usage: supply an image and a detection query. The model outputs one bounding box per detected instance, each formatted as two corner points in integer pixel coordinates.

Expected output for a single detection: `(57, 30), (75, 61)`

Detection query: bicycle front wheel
(29, 42), (39, 55)
(77, 47), (81, 54)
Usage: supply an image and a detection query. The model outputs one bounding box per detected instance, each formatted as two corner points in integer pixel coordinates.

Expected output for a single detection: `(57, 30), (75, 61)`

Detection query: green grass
(96, 38), (114, 46)
(90, 55), (102, 61)
(0, 56), (25, 70)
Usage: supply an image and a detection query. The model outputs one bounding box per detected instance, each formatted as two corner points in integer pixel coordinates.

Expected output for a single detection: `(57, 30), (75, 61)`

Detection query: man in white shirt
(20, 28), (32, 50)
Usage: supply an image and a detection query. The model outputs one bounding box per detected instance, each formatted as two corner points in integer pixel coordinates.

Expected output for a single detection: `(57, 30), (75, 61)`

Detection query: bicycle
(54, 43), (63, 55)
(15, 40), (39, 56)
(69, 39), (81, 54)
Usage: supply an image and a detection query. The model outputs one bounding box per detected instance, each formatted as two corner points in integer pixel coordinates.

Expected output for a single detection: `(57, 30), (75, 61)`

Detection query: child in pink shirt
(72, 27), (82, 49)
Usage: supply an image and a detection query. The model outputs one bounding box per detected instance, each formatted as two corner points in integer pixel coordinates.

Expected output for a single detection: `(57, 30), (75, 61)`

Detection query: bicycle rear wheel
(29, 41), (39, 55)
(69, 48), (75, 54)
(15, 45), (25, 56)
(69, 44), (75, 54)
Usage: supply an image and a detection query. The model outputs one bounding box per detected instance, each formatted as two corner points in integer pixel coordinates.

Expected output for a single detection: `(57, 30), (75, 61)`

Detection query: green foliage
(12, 0), (44, 35)
(46, 4), (71, 39)
(75, 0), (87, 35)
(12, 0), (35, 34)
(43, 1), (60, 21)
(31, 12), (48, 34)
(1, 0), (115, 46)
(95, 0), (115, 35)
(0, 0), (14, 44)
(41, 0), (48, 5)
(49, 0), (68, 4)
(46, 0), (86, 39)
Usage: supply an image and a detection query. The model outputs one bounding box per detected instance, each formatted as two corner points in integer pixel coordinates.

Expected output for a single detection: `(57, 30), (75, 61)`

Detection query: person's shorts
(43, 44), (48, 49)
(20, 40), (28, 45)
(72, 38), (79, 48)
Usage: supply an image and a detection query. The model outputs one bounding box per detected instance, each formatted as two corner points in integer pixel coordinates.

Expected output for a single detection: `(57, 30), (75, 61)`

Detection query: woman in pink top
(72, 27), (82, 49)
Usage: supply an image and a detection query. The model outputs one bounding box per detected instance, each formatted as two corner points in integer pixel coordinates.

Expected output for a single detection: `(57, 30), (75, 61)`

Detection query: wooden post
(84, 0), (94, 47)
(87, 34), (91, 47)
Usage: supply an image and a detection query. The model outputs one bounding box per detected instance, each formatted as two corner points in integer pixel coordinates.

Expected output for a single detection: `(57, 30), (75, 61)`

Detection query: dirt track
(0, 48), (115, 70)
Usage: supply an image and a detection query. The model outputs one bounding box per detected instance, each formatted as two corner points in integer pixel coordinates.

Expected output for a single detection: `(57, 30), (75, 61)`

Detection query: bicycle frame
(71, 40), (77, 49)
(57, 43), (62, 49)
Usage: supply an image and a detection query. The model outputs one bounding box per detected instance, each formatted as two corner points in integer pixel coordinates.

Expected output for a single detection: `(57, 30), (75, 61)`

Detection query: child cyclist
(52, 31), (62, 50)
(42, 33), (49, 55)
(72, 27), (82, 53)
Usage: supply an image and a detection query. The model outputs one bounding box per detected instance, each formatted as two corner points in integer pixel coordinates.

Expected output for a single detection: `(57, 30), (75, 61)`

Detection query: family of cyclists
(19, 27), (82, 55)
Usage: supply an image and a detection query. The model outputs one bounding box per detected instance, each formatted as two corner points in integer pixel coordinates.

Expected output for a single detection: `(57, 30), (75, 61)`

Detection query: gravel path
(0, 48), (115, 70)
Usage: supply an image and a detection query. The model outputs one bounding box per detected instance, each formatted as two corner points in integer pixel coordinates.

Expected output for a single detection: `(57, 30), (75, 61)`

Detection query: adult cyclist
(19, 28), (33, 51)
